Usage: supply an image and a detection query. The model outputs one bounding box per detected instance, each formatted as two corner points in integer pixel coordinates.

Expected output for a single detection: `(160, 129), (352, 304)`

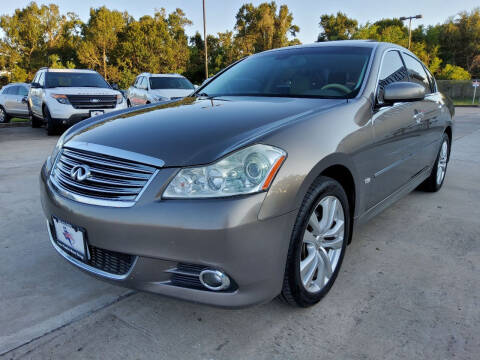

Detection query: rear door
(12, 85), (29, 115)
(368, 49), (424, 209)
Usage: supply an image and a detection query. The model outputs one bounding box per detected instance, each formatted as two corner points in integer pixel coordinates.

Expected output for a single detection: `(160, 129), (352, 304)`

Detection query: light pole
(400, 15), (422, 50)
(202, 0), (208, 80)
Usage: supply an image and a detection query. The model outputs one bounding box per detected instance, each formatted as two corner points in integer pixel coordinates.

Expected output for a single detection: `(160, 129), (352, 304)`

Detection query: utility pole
(203, 0), (208, 80)
(400, 15), (422, 49)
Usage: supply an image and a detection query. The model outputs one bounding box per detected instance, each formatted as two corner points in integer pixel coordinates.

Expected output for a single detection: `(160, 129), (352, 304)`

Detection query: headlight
(47, 131), (67, 171)
(116, 94), (123, 104)
(51, 94), (70, 105)
(163, 144), (286, 198)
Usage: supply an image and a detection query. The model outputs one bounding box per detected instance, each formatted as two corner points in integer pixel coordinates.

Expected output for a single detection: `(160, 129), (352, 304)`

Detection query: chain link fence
(437, 80), (479, 105)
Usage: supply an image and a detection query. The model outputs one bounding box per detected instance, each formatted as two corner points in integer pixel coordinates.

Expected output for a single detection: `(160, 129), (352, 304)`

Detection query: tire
(44, 106), (59, 136)
(419, 133), (450, 192)
(29, 105), (42, 128)
(0, 106), (10, 123)
(281, 176), (350, 307)
(127, 99), (132, 108)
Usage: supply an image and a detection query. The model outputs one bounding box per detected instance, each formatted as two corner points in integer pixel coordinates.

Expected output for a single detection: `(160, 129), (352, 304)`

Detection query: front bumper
(40, 164), (296, 308)
(48, 102), (127, 124)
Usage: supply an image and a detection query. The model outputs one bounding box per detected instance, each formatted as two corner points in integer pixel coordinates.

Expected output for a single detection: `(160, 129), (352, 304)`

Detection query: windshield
(45, 72), (110, 89)
(149, 77), (194, 90)
(201, 46), (372, 99)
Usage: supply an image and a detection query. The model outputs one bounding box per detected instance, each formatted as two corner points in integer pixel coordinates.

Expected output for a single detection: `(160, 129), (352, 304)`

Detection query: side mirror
(30, 82), (40, 89)
(383, 82), (425, 103)
(110, 83), (119, 90)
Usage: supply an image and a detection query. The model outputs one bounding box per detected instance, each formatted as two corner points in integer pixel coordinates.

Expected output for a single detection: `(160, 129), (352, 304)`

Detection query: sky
(1, 0), (478, 43)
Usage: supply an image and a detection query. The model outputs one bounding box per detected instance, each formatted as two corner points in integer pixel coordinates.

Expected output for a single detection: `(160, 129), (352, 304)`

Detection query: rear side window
(402, 54), (431, 94)
(2, 87), (13, 94)
(377, 50), (408, 103)
(18, 86), (29, 96)
(423, 66), (437, 93)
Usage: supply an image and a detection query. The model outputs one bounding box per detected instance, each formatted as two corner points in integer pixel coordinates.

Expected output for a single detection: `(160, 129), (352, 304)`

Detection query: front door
(367, 50), (424, 209)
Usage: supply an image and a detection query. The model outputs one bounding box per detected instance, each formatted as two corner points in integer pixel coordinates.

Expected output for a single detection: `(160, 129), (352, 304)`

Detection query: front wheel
(281, 176), (350, 307)
(44, 107), (59, 136)
(29, 105), (42, 128)
(420, 133), (450, 192)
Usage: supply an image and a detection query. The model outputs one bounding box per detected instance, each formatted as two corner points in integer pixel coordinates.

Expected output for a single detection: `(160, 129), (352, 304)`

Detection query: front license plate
(89, 110), (104, 117)
(52, 217), (88, 261)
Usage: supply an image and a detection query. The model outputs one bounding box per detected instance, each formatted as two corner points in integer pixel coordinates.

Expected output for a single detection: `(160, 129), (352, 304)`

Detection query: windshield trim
(198, 93), (349, 100)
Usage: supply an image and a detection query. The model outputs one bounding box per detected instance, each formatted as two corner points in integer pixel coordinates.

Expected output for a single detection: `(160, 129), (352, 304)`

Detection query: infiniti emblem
(90, 98), (100, 103)
(70, 165), (91, 182)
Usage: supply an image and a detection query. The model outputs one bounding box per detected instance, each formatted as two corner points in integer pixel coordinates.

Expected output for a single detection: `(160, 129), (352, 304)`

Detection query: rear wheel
(44, 107), (59, 136)
(420, 133), (450, 192)
(0, 106), (10, 123)
(281, 176), (350, 307)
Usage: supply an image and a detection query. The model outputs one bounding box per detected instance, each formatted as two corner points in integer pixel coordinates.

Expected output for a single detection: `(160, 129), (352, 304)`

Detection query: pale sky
(1, 0), (478, 43)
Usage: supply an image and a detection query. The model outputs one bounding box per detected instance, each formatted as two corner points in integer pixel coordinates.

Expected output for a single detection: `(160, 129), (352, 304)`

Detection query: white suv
(126, 73), (195, 107)
(28, 68), (127, 135)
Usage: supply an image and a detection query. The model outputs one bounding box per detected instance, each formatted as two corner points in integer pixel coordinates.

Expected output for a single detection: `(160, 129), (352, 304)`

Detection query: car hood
(45, 87), (120, 96)
(64, 96), (343, 167)
(149, 89), (194, 99)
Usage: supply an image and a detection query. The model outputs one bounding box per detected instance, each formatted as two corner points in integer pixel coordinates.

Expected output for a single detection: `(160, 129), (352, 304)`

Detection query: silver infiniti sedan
(40, 41), (454, 308)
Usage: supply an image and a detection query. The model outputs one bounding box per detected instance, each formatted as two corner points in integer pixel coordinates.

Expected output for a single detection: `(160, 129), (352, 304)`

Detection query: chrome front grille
(50, 147), (158, 207)
(66, 95), (117, 109)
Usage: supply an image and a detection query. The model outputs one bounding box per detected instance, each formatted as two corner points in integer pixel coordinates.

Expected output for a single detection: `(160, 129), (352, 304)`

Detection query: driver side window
(377, 50), (408, 104)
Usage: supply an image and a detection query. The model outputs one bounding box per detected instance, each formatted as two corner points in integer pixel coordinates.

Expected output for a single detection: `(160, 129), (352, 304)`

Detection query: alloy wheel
(300, 195), (345, 293)
(436, 140), (448, 185)
(0, 108), (5, 123)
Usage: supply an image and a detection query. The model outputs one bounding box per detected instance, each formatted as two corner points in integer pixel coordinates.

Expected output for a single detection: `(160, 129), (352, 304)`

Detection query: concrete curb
(455, 105), (479, 108)
(0, 121), (30, 128)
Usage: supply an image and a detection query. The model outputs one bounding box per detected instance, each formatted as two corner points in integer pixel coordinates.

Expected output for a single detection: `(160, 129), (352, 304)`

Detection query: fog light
(199, 269), (230, 291)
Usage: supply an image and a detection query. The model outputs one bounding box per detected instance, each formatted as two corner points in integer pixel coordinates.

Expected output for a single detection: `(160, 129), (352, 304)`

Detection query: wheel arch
(445, 126), (452, 161)
(295, 153), (360, 230)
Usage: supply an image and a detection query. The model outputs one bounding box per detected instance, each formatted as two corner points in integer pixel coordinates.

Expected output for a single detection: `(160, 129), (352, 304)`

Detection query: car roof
(3, 82), (29, 87)
(40, 68), (97, 74)
(138, 73), (185, 78)
(261, 40), (408, 54)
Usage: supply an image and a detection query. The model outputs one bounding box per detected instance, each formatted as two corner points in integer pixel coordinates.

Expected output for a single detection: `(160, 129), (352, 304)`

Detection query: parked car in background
(0, 82), (30, 123)
(40, 41), (454, 308)
(28, 68), (127, 135)
(126, 73), (195, 107)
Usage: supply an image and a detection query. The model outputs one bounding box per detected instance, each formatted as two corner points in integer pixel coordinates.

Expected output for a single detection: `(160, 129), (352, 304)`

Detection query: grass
(10, 117), (29, 123)
(452, 98), (479, 106)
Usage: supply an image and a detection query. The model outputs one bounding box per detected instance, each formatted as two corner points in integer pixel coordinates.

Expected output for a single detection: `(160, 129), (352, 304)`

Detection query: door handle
(413, 111), (424, 123)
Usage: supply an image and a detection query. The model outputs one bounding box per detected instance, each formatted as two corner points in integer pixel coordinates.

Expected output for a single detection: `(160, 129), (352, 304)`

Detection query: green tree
(77, 6), (129, 82)
(317, 12), (357, 41)
(115, 8), (192, 88)
(437, 64), (471, 80)
(0, 2), (81, 81)
(439, 8), (480, 77)
(234, 2), (300, 56)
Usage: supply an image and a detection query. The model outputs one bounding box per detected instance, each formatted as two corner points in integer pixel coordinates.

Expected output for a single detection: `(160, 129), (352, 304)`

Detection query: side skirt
(354, 165), (431, 228)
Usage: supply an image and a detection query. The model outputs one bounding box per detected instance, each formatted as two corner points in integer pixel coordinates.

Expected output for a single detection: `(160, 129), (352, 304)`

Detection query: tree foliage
(318, 10), (480, 79)
(318, 12), (357, 41)
(0, 2), (478, 85)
